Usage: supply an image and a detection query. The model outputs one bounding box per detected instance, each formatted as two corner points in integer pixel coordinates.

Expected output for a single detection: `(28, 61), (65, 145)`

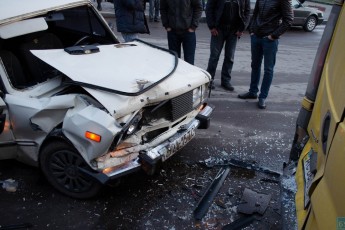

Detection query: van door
(302, 4), (345, 229)
(0, 93), (16, 159)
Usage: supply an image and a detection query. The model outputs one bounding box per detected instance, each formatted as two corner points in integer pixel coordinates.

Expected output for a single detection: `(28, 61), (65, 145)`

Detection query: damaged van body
(0, 0), (213, 198)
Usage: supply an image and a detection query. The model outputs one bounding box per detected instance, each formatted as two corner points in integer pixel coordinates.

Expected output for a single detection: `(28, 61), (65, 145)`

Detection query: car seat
(15, 32), (63, 84)
(0, 50), (27, 89)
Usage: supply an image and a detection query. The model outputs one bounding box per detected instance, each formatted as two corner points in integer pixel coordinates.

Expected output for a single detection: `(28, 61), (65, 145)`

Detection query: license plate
(161, 126), (196, 162)
(303, 149), (314, 208)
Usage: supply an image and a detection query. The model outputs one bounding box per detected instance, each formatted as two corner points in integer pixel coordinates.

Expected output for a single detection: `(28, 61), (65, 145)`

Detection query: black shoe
(97, 4), (102, 11)
(258, 98), (266, 109)
(149, 18), (154, 22)
(238, 92), (258, 99)
(221, 82), (234, 91)
(154, 18), (160, 22)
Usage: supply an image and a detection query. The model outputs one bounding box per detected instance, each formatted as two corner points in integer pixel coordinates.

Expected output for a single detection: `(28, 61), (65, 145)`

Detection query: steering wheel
(74, 35), (91, 46)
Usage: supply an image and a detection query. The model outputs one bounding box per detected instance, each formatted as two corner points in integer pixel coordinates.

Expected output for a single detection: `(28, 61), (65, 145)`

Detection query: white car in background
(0, 0), (213, 198)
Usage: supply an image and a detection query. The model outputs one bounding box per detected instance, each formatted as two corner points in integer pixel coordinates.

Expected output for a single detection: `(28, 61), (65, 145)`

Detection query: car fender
(62, 102), (121, 168)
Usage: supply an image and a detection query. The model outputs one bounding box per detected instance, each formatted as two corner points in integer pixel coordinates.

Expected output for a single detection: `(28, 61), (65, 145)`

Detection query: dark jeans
(206, 29), (238, 84)
(249, 34), (278, 99)
(167, 31), (196, 65)
(149, 0), (159, 20)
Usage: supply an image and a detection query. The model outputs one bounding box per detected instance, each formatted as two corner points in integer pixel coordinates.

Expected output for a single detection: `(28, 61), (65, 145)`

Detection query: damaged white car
(0, 0), (213, 198)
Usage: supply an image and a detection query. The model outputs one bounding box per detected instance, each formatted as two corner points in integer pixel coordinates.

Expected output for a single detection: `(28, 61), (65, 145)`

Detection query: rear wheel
(303, 16), (317, 32)
(40, 141), (102, 199)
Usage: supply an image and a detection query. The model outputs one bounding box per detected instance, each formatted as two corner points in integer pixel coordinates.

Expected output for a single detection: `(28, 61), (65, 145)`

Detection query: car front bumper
(90, 104), (213, 183)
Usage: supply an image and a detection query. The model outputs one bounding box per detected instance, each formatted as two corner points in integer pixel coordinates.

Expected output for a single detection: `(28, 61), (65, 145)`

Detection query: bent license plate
(162, 126), (196, 162)
(303, 149), (314, 208)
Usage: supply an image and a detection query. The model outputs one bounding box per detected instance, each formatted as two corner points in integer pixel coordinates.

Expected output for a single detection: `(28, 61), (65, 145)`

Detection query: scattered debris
(260, 178), (280, 184)
(193, 167), (230, 220)
(222, 214), (259, 230)
(1, 179), (18, 192)
(200, 157), (281, 177)
(237, 188), (271, 215)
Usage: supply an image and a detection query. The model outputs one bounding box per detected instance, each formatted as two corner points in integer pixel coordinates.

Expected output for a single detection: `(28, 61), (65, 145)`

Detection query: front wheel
(40, 141), (102, 199)
(303, 16), (317, 32)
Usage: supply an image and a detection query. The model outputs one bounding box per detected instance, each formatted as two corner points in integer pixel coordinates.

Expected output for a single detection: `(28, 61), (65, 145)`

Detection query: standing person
(160, 0), (202, 65)
(238, 0), (293, 109)
(205, 0), (250, 91)
(149, 0), (160, 22)
(114, 0), (150, 42)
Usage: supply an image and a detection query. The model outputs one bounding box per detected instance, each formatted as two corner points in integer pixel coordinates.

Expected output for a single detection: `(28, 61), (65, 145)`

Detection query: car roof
(0, 0), (89, 25)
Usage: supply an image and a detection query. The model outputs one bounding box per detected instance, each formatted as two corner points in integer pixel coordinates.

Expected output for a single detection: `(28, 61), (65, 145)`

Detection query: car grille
(171, 91), (193, 121)
(142, 90), (194, 125)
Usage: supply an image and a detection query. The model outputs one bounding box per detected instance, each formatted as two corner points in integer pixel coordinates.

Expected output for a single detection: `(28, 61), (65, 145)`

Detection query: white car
(0, 0), (213, 198)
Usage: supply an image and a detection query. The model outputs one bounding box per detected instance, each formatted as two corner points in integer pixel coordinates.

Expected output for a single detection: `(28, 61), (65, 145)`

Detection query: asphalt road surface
(0, 21), (325, 230)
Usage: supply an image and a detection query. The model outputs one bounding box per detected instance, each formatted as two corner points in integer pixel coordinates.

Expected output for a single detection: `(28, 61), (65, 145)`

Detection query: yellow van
(289, 0), (345, 228)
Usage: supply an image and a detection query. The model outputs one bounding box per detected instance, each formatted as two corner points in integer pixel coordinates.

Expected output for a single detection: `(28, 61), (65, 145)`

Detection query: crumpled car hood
(31, 42), (210, 117)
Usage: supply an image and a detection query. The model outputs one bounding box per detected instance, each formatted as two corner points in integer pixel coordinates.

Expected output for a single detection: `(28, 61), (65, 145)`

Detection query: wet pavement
(0, 2), (328, 230)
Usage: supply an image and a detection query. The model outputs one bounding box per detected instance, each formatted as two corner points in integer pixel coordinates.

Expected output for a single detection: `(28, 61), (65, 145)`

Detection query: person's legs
(149, 0), (154, 20)
(221, 32), (238, 84)
(258, 38), (279, 99)
(206, 30), (225, 80)
(168, 31), (182, 58)
(97, 0), (102, 11)
(154, 0), (160, 21)
(182, 31), (196, 65)
(121, 33), (139, 42)
(249, 35), (264, 95)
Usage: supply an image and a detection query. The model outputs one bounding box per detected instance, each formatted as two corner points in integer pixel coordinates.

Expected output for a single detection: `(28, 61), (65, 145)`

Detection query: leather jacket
(160, 0), (202, 32)
(249, 0), (293, 39)
(206, 0), (251, 32)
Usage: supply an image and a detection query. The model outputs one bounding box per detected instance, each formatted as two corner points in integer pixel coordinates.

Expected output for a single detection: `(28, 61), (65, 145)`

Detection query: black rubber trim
(64, 39), (179, 96)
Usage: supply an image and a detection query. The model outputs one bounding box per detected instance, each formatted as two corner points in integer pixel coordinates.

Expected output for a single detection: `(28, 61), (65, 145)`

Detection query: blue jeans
(167, 31), (196, 65)
(121, 33), (138, 42)
(149, 0), (159, 20)
(249, 34), (278, 99)
(206, 29), (238, 84)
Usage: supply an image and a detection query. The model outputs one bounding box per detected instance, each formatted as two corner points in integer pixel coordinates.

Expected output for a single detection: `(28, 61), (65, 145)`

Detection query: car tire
(40, 141), (102, 199)
(303, 16), (317, 32)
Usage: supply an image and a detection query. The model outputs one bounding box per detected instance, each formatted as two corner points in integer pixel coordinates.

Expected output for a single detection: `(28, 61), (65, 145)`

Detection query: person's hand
(268, 35), (275, 40)
(166, 27), (172, 32)
(188, 28), (195, 32)
(210, 28), (218, 36)
(235, 31), (243, 38)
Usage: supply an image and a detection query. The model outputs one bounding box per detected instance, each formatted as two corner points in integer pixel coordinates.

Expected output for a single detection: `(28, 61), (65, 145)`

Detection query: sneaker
(221, 82), (234, 91)
(258, 98), (266, 109)
(238, 92), (258, 99)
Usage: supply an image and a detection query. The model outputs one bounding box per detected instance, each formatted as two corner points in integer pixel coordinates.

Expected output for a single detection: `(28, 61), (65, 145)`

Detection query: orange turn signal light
(85, 131), (101, 142)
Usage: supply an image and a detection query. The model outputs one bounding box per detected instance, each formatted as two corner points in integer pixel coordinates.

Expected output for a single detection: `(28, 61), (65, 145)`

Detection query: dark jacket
(249, 0), (293, 39)
(160, 0), (202, 32)
(114, 0), (149, 34)
(206, 0), (251, 32)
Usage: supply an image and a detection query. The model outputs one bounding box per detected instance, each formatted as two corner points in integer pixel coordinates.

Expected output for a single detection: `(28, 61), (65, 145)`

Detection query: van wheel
(303, 16), (317, 32)
(40, 141), (101, 199)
